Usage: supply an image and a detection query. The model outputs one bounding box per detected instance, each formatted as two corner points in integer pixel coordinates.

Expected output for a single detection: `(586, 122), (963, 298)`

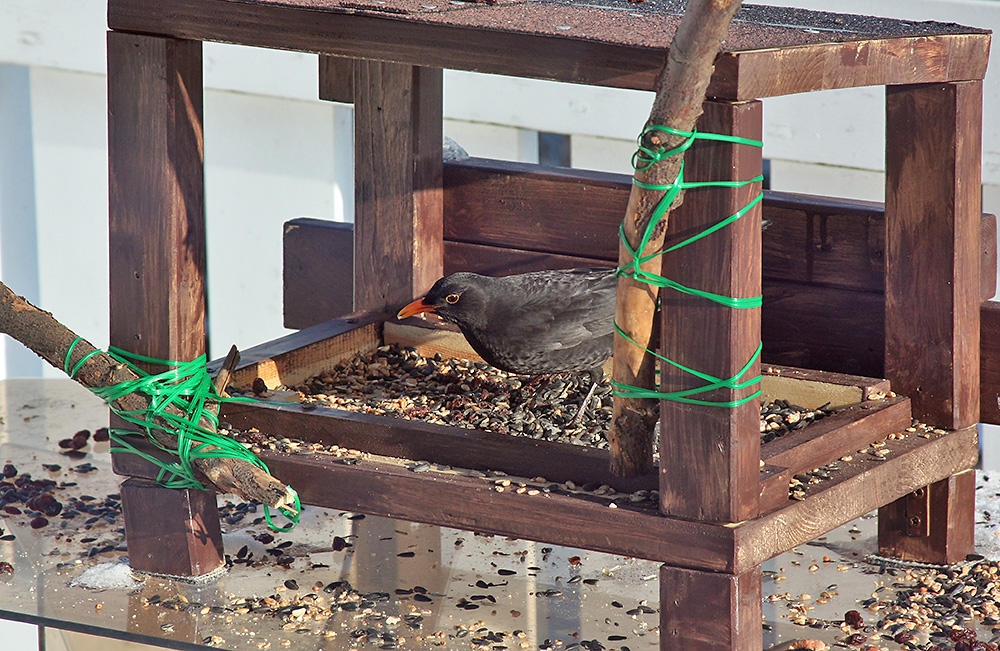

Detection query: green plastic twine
(614, 124), (764, 407)
(65, 339), (300, 532)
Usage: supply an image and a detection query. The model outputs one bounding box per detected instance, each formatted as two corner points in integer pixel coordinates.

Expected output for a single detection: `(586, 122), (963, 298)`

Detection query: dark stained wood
(246, 452), (739, 570)
(353, 60), (443, 312)
(443, 158), (627, 261)
(107, 32), (206, 374)
(660, 564), (762, 651)
(442, 159), (997, 297)
(318, 55), (354, 103)
(108, 0), (990, 97)
(982, 214), (998, 301)
(658, 100), (762, 523)
(112, 419), (980, 572)
(762, 280), (884, 378)
(445, 241), (611, 277)
(219, 399), (659, 494)
(758, 395), (911, 511)
(878, 470), (976, 565)
(740, 425), (978, 571)
(112, 416), (979, 574)
(283, 218), (354, 329)
(107, 32), (217, 578)
(984, 301), (1000, 425)
(885, 81), (982, 430)
(712, 35), (990, 101)
(120, 478), (224, 577)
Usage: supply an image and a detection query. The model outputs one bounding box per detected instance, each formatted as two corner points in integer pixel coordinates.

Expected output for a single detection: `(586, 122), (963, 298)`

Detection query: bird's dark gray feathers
(418, 267), (616, 376)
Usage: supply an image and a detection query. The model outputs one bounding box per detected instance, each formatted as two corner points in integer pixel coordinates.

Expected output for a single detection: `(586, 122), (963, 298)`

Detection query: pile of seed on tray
(268, 344), (835, 448)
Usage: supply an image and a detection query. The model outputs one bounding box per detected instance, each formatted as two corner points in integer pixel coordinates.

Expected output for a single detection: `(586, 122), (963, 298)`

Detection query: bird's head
(396, 273), (489, 328)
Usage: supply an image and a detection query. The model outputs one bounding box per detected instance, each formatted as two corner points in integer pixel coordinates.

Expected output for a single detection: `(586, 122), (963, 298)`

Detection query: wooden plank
(658, 100), (762, 523)
(108, 0), (990, 97)
(761, 280), (884, 378)
(660, 564), (762, 651)
(206, 313), (384, 389)
(219, 399), (658, 494)
(260, 454), (739, 569)
(120, 478), (224, 577)
(318, 55), (354, 103)
(984, 300), (1000, 425)
(441, 159), (997, 296)
(353, 60), (442, 312)
(114, 418), (979, 572)
(738, 425), (978, 571)
(760, 364), (890, 409)
(443, 158), (626, 262)
(885, 81), (982, 430)
(445, 239), (611, 277)
(283, 218), (354, 329)
(107, 32), (206, 374)
(712, 34), (990, 101)
(878, 470), (976, 565)
(758, 395), (911, 511)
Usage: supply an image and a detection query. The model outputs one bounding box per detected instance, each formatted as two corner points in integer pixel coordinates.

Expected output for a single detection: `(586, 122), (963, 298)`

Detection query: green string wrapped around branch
(65, 339), (300, 532)
(614, 124), (764, 408)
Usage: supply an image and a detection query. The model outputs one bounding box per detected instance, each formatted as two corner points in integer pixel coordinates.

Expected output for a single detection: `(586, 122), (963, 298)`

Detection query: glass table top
(0, 379), (995, 651)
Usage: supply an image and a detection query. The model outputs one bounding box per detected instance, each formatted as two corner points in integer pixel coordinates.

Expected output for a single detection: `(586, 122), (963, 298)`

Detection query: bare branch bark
(610, 0), (744, 476)
(0, 281), (294, 510)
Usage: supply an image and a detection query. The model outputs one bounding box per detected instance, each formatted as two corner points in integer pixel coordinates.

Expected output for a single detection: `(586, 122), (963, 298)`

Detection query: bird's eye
(445, 293), (460, 304)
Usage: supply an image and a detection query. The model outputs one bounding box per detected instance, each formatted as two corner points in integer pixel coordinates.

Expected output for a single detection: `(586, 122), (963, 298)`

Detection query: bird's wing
(493, 268), (616, 353)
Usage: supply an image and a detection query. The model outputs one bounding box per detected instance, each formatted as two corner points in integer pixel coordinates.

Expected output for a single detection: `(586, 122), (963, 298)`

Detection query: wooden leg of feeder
(658, 99), (762, 523)
(660, 564), (762, 651)
(108, 32), (213, 574)
(352, 60), (443, 312)
(108, 31), (207, 373)
(881, 81), (981, 563)
(121, 478), (224, 577)
(878, 470), (975, 566)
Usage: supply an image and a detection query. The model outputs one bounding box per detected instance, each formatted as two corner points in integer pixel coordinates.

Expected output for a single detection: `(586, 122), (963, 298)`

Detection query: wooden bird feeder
(105, 1), (997, 648)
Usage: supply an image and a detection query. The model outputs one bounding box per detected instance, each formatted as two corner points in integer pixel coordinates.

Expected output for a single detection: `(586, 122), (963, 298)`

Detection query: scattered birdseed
(247, 344), (837, 451)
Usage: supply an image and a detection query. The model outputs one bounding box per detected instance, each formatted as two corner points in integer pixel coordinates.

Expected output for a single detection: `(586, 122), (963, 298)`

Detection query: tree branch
(609, 0), (744, 476)
(0, 281), (295, 510)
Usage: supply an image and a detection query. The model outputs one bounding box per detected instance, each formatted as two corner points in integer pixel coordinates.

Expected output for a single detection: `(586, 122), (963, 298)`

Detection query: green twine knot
(65, 339), (300, 532)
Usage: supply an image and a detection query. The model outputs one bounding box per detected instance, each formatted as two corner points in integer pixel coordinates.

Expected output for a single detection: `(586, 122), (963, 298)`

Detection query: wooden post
(879, 81), (981, 563)
(658, 100), (763, 523)
(878, 470), (976, 565)
(884, 81), (982, 430)
(353, 61), (443, 312)
(660, 564), (762, 651)
(108, 31), (223, 576)
(121, 478), (225, 576)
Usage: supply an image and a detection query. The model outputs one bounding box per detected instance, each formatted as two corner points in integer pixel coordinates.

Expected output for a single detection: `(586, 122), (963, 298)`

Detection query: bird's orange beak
(396, 297), (437, 320)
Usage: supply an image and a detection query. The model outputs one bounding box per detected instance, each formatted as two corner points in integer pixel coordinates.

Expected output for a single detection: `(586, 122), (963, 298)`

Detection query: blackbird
(396, 267), (616, 426)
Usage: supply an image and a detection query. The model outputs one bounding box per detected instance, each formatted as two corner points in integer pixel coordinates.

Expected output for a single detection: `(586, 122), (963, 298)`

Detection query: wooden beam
(318, 55), (354, 103)
(108, 0), (990, 97)
(107, 31), (206, 373)
(658, 100), (762, 523)
(885, 81), (982, 430)
(353, 61), (443, 311)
